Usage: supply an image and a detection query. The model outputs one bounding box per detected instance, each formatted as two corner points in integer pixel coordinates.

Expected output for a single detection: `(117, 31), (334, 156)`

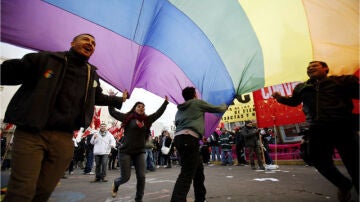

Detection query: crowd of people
(55, 121), (275, 181)
(1, 33), (358, 202)
(61, 128), (182, 176)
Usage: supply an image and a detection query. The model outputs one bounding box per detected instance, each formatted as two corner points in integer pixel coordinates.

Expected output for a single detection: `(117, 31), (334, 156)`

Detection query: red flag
(253, 82), (306, 128)
(4, 123), (14, 131)
(82, 130), (91, 137)
(108, 122), (120, 135)
(90, 107), (102, 130)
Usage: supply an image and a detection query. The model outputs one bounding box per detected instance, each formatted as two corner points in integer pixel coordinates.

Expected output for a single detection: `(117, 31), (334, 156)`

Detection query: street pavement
(46, 163), (359, 202)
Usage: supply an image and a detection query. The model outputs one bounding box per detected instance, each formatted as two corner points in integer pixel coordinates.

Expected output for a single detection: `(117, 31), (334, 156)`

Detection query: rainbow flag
(1, 0), (358, 135)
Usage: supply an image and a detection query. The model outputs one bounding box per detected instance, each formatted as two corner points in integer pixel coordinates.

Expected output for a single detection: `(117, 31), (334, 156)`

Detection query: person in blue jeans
(83, 133), (94, 174)
(145, 135), (155, 171)
(90, 123), (116, 182)
(171, 86), (227, 202)
(219, 128), (233, 166)
(209, 131), (221, 162)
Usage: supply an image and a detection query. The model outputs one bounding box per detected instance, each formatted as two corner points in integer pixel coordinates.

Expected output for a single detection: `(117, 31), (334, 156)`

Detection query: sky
(0, 42), (178, 129)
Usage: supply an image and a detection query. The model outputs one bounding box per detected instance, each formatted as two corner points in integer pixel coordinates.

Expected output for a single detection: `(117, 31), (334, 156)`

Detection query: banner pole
(273, 123), (278, 166)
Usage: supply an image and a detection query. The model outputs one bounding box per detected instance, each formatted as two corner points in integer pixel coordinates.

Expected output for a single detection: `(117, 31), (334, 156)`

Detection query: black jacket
(1, 51), (123, 132)
(241, 126), (259, 147)
(108, 100), (168, 154)
(276, 75), (359, 125)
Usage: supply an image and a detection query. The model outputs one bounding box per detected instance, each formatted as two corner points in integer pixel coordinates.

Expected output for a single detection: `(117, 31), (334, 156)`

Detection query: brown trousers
(4, 128), (74, 202)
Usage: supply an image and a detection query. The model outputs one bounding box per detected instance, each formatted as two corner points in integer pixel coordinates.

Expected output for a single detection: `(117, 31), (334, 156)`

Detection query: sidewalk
(46, 163), (358, 202)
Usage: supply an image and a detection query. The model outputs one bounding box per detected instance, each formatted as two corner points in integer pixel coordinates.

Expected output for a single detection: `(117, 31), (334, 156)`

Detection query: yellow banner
(221, 93), (256, 123)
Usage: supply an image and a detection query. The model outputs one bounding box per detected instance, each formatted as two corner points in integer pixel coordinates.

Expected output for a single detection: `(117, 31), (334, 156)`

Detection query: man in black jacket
(234, 127), (248, 166)
(272, 61), (359, 201)
(1, 34), (126, 202)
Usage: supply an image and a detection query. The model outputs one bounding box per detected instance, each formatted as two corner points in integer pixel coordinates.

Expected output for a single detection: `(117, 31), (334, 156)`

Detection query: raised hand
(122, 89), (128, 102)
(271, 92), (281, 99)
(108, 89), (118, 96)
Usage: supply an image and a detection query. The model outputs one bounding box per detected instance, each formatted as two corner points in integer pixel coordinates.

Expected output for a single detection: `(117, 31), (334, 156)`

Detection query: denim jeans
(114, 152), (146, 201)
(221, 150), (233, 165)
(171, 135), (206, 202)
(153, 150), (159, 166)
(263, 150), (273, 165)
(211, 146), (221, 161)
(145, 149), (154, 170)
(83, 151), (94, 173)
(94, 155), (108, 180)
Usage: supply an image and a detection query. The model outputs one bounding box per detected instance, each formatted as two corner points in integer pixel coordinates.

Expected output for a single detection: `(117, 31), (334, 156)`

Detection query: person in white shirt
(90, 123), (116, 182)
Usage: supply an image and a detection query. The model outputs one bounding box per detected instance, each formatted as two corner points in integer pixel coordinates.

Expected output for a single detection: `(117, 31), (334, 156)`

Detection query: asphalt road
(44, 163), (359, 202)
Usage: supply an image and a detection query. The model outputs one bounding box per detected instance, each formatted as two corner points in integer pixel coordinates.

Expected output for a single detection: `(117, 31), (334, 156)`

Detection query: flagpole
(272, 116), (278, 166)
(270, 99), (279, 169)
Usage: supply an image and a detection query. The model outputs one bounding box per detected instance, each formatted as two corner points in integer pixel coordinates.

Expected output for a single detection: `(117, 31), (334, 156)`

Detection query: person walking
(171, 86), (227, 202)
(109, 92), (169, 202)
(1, 33), (126, 202)
(272, 60), (359, 201)
(90, 123), (116, 182)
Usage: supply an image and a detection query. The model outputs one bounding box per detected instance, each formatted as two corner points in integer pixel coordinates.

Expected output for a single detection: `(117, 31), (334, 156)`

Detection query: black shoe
(101, 178), (108, 182)
(337, 188), (351, 202)
(91, 178), (101, 183)
(259, 166), (266, 170)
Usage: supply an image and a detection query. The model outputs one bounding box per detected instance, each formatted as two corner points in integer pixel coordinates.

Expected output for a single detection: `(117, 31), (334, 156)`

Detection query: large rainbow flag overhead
(1, 0), (359, 135)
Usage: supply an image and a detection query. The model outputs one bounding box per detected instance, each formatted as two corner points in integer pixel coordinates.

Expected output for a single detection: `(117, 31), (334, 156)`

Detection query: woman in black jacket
(109, 93), (168, 201)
